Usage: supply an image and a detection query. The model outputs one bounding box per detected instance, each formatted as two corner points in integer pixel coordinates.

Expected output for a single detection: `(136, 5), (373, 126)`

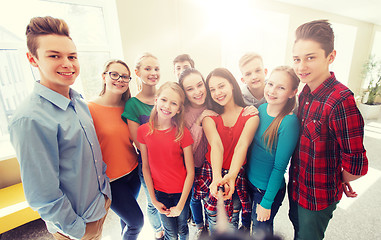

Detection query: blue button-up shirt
(9, 82), (111, 239)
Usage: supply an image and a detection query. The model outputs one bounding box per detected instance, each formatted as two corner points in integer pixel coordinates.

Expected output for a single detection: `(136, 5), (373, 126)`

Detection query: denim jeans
(155, 190), (190, 240)
(288, 197), (338, 240)
(248, 181), (286, 236)
(109, 167), (143, 240)
(205, 192), (241, 234)
(190, 175), (205, 228)
(138, 158), (163, 233)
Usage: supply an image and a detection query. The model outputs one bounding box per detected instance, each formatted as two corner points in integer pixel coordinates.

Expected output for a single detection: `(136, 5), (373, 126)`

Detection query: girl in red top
(196, 68), (259, 233)
(137, 82), (195, 240)
(88, 59), (143, 240)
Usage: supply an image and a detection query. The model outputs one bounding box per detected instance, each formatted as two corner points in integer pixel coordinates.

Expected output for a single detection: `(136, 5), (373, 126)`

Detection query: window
(0, 0), (123, 160)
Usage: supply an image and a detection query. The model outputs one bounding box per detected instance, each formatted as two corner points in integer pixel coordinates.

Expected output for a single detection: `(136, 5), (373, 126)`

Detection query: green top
(122, 97), (154, 125)
(246, 103), (300, 209)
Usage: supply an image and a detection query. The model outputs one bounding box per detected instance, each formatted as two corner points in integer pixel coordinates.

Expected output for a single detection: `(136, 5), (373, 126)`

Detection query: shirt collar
(34, 81), (82, 110)
(301, 72), (336, 99)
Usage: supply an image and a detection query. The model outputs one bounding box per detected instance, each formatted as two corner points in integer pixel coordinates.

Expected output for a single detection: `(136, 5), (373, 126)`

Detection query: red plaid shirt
(194, 161), (251, 221)
(289, 72), (368, 211)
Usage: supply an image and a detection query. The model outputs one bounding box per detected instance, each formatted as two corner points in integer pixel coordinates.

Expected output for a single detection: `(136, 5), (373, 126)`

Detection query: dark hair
(100, 59), (132, 104)
(178, 68), (210, 107)
(173, 54), (195, 68)
(26, 16), (71, 58)
(295, 19), (334, 57)
(205, 68), (246, 114)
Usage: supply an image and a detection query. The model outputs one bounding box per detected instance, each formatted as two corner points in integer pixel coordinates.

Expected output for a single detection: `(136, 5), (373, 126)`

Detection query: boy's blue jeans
(155, 190), (191, 240)
(110, 167), (144, 240)
(138, 159), (163, 233)
(248, 181), (286, 236)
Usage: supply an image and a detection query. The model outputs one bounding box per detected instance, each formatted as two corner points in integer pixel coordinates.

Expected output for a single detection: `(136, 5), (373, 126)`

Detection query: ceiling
(276, 0), (381, 26)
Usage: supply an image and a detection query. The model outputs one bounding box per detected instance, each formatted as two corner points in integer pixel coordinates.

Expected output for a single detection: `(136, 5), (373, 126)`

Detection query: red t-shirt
(205, 109), (253, 169)
(137, 123), (193, 193)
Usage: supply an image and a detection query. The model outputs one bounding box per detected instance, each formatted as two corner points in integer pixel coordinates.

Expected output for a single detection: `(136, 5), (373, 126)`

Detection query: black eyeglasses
(105, 71), (132, 83)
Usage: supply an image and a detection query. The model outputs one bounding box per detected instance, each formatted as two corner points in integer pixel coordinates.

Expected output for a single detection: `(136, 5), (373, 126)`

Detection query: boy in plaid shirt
(288, 19), (368, 240)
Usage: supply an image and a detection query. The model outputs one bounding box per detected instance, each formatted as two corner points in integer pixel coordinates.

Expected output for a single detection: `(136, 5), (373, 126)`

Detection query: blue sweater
(246, 103), (299, 209)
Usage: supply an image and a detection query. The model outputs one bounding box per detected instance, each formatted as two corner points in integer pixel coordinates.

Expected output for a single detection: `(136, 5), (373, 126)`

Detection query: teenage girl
(121, 53), (164, 239)
(246, 66), (300, 236)
(195, 68), (260, 233)
(88, 59), (143, 240)
(137, 82), (195, 240)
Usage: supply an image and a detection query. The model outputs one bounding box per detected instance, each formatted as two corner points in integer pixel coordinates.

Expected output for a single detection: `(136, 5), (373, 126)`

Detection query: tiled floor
(1, 117), (381, 240)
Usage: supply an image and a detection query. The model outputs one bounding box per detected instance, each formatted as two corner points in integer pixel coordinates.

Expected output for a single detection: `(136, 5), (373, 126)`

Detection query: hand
(153, 200), (170, 215)
(256, 204), (271, 222)
(343, 182), (358, 198)
(209, 177), (222, 199)
(218, 173), (236, 200)
(197, 110), (218, 126)
(242, 105), (259, 116)
(167, 205), (183, 217)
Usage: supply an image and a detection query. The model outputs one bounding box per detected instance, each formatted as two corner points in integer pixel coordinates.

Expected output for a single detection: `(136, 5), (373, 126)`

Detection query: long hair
(263, 66), (300, 152)
(100, 59), (132, 104)
(26, 16), (71, 58)
(148, 82), (186, 142)
(178, 68), (210, 107)
(205, 68), (246, 114)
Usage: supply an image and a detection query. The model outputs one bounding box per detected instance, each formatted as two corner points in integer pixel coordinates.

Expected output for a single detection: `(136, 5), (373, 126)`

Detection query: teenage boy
(9, 16), (111, 240)
(239, 52), (268, 108)
(173, 54), (195, 80)
(289, 19), (368, 240)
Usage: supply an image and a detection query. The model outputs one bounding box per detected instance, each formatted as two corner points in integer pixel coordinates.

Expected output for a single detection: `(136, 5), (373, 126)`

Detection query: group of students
(9, 15), (368, 240)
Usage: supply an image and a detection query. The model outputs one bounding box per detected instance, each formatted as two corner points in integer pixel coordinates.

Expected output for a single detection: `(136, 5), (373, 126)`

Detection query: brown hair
(148, 82), (186, 142)
(263, 66), (299, 152)
(173, 54), (195, 68)
(178, 68), (210, 107)
(238, 52), (263, 70)
(294, 19), (334, 57)
(205, 68), (246, 114)
(26, 16), (71, 58)
(100, 59), (132, 104)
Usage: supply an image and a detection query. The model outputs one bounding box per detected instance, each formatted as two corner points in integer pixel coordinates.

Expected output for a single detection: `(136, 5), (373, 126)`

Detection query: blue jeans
(155, 190), (190, 240)
(205, 192), (241, 234)
(110, 167), (144, 240)
(190, 168), (206, 228)
(248, 181), (286, 236)
(138, 158), (163, 233)
(288, 197), (338, 240)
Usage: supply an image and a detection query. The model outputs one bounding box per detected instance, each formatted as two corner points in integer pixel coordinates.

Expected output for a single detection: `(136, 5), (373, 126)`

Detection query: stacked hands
(153, 200), (184, 217)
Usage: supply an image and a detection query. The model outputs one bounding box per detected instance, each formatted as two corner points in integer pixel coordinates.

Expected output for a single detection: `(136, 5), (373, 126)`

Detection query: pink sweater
(184, 105), (208, 168)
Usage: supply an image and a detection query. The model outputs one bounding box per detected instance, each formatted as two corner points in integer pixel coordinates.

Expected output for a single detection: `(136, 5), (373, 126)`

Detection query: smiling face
(264, 70), (297, 106)
(155, 87), (182, 121)
(27, 34), (79, 97)
(208, 76), (234, 107)
(240, 58), (267, 92)
(136, 56), (160, 86)
(103, 63), (130, 95)
(293, 39), (335, 91)
(182, 73), (207, 108)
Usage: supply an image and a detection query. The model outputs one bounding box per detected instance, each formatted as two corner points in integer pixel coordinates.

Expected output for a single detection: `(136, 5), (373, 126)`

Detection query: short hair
(26, 16), (71, 58)
(295, 19), (334, 57)
(238, 52), (263, 70)
(173, 54), (195, 68)
(135, 52), (158, 70)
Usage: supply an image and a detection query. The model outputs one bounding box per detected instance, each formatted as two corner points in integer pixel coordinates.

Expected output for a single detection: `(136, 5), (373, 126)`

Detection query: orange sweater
(88, 102), (138, 180)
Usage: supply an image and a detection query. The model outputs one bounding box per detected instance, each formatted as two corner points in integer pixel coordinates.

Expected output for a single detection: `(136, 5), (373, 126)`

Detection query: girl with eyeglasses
(88, 59), (143, 240)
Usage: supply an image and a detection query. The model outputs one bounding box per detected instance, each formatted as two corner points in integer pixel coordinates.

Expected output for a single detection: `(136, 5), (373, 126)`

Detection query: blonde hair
(238, 52), (263, 70)
(263, 66), (299, 152)
(148, 82), (186, 142)
(135, 52), (158, 70)
(100, 59), (132, 104)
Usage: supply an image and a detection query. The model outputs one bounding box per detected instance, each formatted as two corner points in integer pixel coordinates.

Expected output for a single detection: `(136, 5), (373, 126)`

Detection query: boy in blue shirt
(9, 16), (111, 240)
